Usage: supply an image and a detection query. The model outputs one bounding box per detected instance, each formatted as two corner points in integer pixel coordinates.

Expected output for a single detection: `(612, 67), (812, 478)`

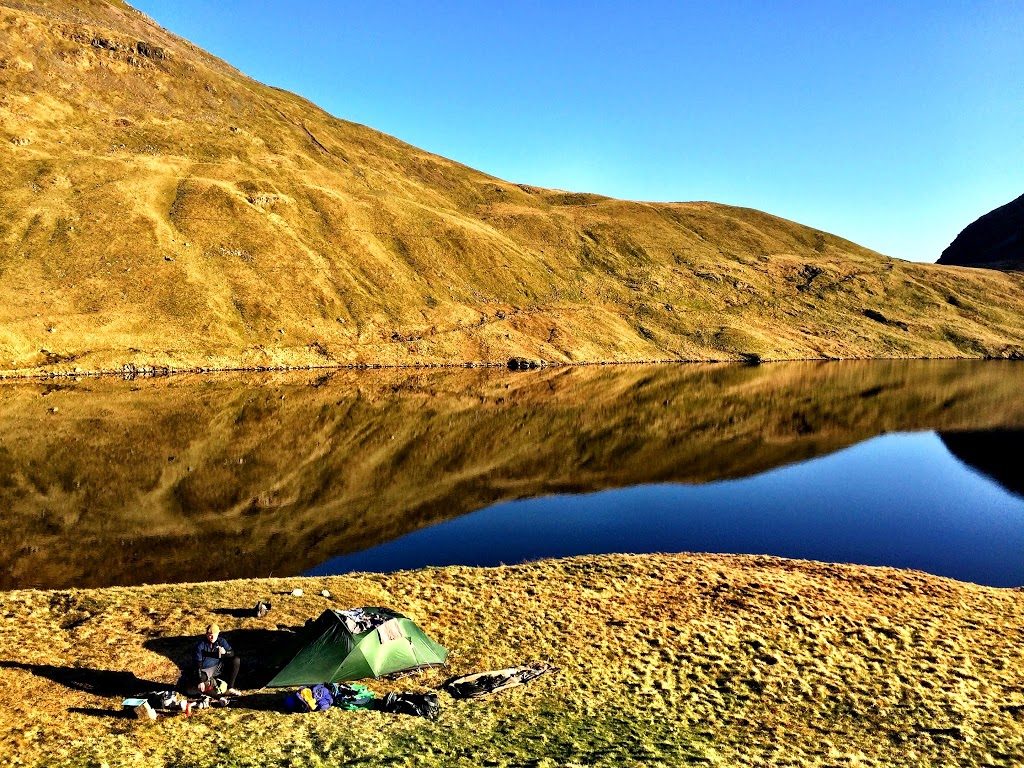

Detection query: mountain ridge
(2, 0), (1024, 374)
(938, 193), (1024, 269)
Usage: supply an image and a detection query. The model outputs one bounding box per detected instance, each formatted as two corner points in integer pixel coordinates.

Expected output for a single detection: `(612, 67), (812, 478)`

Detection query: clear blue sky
(133, 1), (1023, 263)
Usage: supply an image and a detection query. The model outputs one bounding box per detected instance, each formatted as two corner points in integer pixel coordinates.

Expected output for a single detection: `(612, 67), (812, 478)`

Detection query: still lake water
(0, 360), (1021, 589)
(312, 431), (1024, 586)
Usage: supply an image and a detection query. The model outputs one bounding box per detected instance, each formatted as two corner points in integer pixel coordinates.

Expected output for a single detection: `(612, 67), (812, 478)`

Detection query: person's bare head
(205, 624), (219, 642)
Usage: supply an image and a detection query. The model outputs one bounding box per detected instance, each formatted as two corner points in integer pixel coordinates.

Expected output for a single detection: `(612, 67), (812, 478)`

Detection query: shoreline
(4, 550), (1021, 598)
(1, 351), (1022, 382)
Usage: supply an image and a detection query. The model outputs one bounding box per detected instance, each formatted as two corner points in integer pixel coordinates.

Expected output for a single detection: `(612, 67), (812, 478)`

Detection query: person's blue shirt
(194, 636), (233, 669)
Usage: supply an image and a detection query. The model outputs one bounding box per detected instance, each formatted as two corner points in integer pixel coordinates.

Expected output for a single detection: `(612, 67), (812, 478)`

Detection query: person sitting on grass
(194, 623), (241, 695)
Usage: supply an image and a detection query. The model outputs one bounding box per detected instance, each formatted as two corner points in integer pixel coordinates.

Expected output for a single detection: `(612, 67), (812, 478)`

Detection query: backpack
(282, 691), (305, 713)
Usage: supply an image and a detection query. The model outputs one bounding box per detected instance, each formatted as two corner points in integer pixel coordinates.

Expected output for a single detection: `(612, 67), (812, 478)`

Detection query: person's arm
(217, 637), (234, 657)
(194, 641), (207, 666)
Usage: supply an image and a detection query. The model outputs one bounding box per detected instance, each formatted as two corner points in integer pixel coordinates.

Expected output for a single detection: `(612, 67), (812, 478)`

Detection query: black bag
(379, 692), (440, 720)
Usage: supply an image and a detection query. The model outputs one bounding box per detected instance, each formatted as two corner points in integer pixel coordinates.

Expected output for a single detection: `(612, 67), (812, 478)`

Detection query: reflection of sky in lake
(309, 431), (1024, 587)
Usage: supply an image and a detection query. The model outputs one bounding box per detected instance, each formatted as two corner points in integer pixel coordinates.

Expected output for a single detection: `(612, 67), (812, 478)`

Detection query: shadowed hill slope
(939, 429), (1024, 500)
(2, 0), (1024, 374)
(2, 360), (1022, 589)
(938, 193), (1024, 269)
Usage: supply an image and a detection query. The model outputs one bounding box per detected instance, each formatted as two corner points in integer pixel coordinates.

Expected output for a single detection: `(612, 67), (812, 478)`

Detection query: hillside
(2, 359), (1022, 590)
(2, 1), (1024, 374)
(938, 193), (1024, 269)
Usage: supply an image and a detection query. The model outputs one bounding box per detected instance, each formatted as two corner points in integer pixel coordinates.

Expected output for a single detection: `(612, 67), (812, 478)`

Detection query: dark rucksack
(379, 692), (440, 719)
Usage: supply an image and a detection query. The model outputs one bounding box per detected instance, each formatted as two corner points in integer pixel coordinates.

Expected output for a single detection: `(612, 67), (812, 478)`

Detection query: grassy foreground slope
(2, 1), (1024, 374)
(1, 553), (1023, 767)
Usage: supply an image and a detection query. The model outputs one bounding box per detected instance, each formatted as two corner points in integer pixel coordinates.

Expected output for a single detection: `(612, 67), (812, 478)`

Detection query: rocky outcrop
(938, 193), (1024, 268)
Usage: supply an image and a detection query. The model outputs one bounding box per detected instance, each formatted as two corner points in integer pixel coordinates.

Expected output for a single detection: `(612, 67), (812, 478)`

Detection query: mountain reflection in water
(939, 430), (1024, 500)
(312, 431), (1024, 587)
(0, 360), (1021, 590)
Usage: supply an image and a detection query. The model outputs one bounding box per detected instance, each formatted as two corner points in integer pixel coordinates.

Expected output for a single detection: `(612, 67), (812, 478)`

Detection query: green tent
(268, 607), (448, 687)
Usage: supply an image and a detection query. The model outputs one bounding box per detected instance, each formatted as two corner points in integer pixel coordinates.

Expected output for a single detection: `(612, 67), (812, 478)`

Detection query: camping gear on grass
(379, 691), (440, 719)
(443, 663), (555, 699)
(284, 683), (334, 713)
(142, 690), (226, 716)
(268, 607), (448, 687)
(283, 682), (377, 713)
(122, 697), (157, 720)
(197, 678), (228, 695)
(330, 682), (375, 710)
(146, 690), (186, 711)
(253, 600), (271, 618)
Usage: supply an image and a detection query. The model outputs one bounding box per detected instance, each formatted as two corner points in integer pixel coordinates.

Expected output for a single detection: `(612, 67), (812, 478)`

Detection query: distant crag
(938, 193), (1024, 269)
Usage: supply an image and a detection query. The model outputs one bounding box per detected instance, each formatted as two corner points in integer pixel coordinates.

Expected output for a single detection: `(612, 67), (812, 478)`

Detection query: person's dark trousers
(199, 655), (240, 689)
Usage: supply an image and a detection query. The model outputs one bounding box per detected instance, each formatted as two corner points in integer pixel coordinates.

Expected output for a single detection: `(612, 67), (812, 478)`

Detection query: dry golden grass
(1, 553), (1023, 767)
(1, 1), (1024, 375)
(1, 360), (1021, 590)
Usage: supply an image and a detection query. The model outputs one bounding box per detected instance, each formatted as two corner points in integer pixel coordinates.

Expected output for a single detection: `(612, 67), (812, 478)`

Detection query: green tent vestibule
(268, 607), (448, 688)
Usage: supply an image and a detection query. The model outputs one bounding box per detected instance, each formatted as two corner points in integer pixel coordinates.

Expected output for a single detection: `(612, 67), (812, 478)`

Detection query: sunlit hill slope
(2, 0), (1024, 374)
